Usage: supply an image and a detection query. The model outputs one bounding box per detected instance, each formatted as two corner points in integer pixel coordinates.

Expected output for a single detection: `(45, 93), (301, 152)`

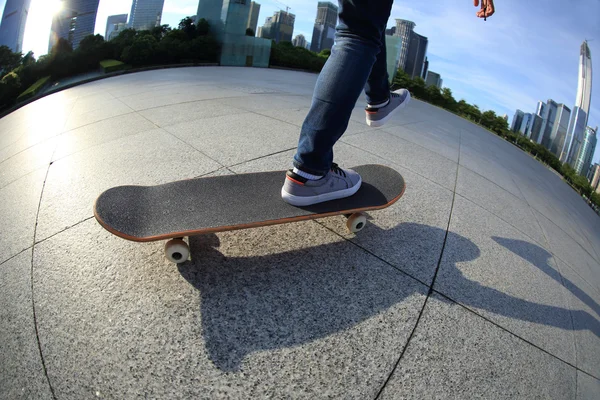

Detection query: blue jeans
(293, 0), (395, 175)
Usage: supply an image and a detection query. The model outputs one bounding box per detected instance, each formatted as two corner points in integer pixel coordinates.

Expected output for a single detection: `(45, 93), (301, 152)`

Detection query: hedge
(17, 76), (50, 102)
(100, 59), (128, 73)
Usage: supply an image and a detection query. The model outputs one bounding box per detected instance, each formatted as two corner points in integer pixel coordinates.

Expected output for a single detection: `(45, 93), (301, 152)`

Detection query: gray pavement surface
(0, 66), (599, 399)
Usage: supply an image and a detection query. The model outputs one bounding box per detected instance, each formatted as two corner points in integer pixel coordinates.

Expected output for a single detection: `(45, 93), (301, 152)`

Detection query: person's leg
(364, 30), (391, 106)
(364, 29), (411, 127)
(292, 0), (394, 176)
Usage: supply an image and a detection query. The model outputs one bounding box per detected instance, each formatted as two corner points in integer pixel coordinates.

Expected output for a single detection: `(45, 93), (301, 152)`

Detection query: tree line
(0, 17), (219, 109)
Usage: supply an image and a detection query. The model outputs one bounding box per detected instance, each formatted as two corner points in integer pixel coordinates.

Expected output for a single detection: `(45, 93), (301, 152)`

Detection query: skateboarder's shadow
(177, 222), (600, 372)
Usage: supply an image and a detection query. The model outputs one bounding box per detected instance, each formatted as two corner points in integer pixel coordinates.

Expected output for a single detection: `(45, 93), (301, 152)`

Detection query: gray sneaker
(281, 163), (362, 206)
(365, 89), (411, 127)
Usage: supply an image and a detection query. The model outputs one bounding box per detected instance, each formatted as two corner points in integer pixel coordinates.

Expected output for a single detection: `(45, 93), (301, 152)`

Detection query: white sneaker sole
(281, 177), (362, 207)
(366, 92), (411, 127)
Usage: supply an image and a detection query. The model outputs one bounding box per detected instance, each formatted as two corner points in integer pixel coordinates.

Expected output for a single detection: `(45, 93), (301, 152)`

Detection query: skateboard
(94, 164), (405, 263)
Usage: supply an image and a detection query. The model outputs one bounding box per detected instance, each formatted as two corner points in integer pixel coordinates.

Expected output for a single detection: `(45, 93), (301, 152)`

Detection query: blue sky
(3, 0), (600, 162)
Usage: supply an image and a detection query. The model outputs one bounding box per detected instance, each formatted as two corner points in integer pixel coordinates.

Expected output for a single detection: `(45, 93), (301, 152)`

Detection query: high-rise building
(425, 71), (442, 88)
(564, 41), (593, 166)
(105, 14), (128, 40)
(395, 19), (415, 70)
(404, 32), (427, 79)
(108, 22), (129, 41)
(575, 126), (597, 176)
(49, 0), (100, 51)
(422, 56), (429, 80)
(196, 0), (272, 68)
(310, 2), (337, 53)
(528, 114), (544, 142)
(565, 107), (588, 164)
(549, 104), (571, 157)
(590, 164), (600, 191)
(385, 35), (402, 84)
(292, 34), (306, 48)
(511, 110), (525, 133)
(519, 113), (533, 136)
(246, 1), (260, 35)
(129, 0), (165, 31)
(0, 0), (31, 53)
(539, 99), (558, 147)
(575, 40), (593, 123)
(259, 10), (295, 43)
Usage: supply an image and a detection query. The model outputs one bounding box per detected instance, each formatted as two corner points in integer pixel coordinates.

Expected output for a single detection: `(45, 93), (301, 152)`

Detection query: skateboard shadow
(177, 222), (600, 372)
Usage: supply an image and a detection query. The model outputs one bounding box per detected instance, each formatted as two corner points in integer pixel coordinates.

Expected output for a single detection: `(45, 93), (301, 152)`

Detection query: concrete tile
(33, 218), (427, 399)
(534, 211), (600, 294)
(554, 259), (600, 376)
(0, 251), (53, 400)
(578, 372), (600, 400)
(0, 169), (46, 262)
(215, 94), (306, 112)
(36, 129), (221, 241)
(0, 138), (56, 189)
(435, 195), (577, 364)
(459, 150), (526, 200)
(379, 294), (577, 399)
(456, 166), (547, 247)
(342, 130), (458, 191)
(381, 122), (460, 162)
(64, 99), (134, 131)
(119, 87), (237, 111)
(52, 112), (156, 160)
(138, 100), (245, 128)
(163, 113), (299, 166)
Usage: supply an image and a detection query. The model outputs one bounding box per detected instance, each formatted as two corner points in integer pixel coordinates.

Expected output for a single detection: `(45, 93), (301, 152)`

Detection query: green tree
(179, 17), (197, 39)
(121, 35), (158, 66)
(51, 38), (73, 56)
(196, 18), (210, 36)
(440, 87), (457, 111)
(0, 45), (22, 77)
(22, 51), (36, 66)
(318, 49), (331, 58)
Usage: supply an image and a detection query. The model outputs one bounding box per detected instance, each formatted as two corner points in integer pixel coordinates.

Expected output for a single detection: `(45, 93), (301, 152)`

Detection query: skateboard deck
(94, 164), (405, 262)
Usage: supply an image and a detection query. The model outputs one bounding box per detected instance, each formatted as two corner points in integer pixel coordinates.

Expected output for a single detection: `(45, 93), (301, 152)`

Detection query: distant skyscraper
(246, 1), (260, 34)
(564, 41), (593, 166)
(404, 31), (427, 79)
(129, 0), (165, 31)
(395, 19), (415, 70)
(292, 34), (306, 48)
(519, 113), (533, 136)
(385, 35), (402, 84)
(590, 164), (600, 191)
(422, 56), (429, 80)
(575, 126), (597, 176)
(0, 0), (31, 53)
(105, 14), (128, 40)
(108, 22), (129, 41)
(539, 99), (558, 147)
(425, 71), (442, 88)
(511, 110), (525, 133)
(260, 10), (295, 43)
(49, 0), (100, 51)
(310, 2), (337, 53)
(549, 104), (571, 157)
(529, 114), (544, 142)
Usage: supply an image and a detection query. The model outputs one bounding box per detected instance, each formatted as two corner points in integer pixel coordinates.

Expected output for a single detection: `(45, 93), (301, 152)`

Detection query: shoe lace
(331, 163), (347, 177)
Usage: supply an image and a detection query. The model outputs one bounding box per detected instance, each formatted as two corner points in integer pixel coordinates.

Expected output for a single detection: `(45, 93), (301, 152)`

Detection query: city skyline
(0, 0), (598, 161)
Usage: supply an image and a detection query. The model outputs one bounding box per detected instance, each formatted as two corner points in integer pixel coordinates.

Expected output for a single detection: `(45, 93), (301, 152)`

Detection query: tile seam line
(29, 144), (59, 400)
(431, 289), (599, 381)
(374, 130), (462, 399)
(134, 112), (225, 169)
(511, 173), (581, 385)
(343, 128), (459, 166)
(533, 210), (600, 294)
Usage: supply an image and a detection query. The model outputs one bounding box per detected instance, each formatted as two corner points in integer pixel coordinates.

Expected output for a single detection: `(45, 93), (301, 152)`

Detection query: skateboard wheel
(346, 213), (367, 233)
(165, 239), (189, 263)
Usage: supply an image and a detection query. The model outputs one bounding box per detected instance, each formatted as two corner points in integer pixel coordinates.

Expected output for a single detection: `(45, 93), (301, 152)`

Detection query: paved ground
(1, 67), (599, 399)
